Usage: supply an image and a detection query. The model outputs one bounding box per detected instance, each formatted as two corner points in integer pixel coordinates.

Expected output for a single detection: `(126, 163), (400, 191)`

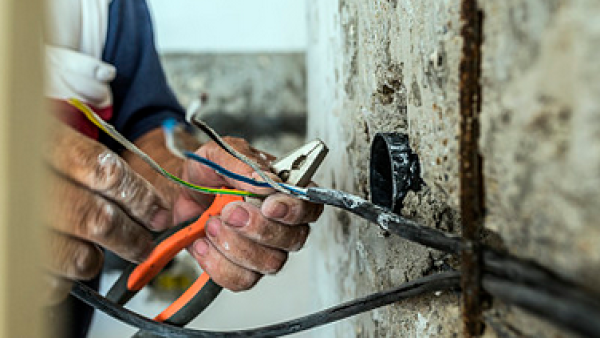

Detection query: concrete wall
(307, 0), (600, 337)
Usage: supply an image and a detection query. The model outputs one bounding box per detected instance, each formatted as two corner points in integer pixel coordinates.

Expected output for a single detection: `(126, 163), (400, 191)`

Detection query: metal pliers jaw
(272, 139), (329, 188)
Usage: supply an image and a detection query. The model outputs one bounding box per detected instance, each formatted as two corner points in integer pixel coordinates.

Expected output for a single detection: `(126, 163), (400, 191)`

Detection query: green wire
(162, 170), (258, 197)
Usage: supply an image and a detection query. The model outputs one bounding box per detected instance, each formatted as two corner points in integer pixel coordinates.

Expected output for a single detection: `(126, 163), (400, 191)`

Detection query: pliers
(105, 139), (328, 333)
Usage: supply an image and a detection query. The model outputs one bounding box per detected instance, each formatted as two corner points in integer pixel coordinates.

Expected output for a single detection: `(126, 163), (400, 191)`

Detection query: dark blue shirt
(101, 0), (185, 152)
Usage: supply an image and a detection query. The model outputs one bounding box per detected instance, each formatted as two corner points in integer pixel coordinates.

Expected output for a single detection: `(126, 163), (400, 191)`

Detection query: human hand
(44, 123), (172, 304)
(173, 137), (323, 291)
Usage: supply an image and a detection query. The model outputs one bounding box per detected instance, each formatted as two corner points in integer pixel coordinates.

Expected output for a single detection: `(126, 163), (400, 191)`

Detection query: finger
(46, 231), (103, 280)
(261, 192), (324, 225)
(190, 238), (261, 292)
(221, 202), (310, 251)
(47, 124), (171, 231)
(43, 274), (74, 306)
(204, 218), (288, 275)
(47, 177), (154, 263)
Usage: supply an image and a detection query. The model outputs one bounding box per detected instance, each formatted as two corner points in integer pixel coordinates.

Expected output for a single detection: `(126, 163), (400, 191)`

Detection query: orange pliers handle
(106, 193), (242, 326)
(128, 194), (241, 291)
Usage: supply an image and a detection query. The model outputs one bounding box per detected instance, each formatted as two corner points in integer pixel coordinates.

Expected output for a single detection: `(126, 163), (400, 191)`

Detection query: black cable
(307, 187), (600, 306)
(306, 186), (600, 337)
(71, 272), (461, 338)
(306, 187), (464, 253)
(483, 275), (600, 337)
(73, 185), (600, 337)
(481, 249), (600, 309)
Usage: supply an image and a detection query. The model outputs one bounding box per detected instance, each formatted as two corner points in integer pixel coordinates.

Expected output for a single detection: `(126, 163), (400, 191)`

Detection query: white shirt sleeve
(45, 0), (114, 108)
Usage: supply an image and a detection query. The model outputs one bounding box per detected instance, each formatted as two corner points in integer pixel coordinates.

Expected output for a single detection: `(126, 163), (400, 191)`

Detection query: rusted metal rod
(459, 0), (485, 336)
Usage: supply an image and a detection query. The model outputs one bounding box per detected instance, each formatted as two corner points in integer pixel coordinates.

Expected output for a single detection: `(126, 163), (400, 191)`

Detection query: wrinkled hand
(173, 137), (323, 292)
(45, 123), (171, 304)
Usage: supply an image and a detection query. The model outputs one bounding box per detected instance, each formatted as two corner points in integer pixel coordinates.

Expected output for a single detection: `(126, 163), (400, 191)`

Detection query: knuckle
(263, 251), (287, 274)
(92, 150), (128, 191)
(290, 225), (310, 251)
(123, 182), (158, 218)
(73, 245), (103, 279)
(229, 272), (260, 292)
(86, 201), (119, 240)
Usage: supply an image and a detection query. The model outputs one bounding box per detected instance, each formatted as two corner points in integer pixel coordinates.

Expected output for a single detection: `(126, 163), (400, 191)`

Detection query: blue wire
(184, 152), (305, 195)
(184, 151), (271, 188)
(163, 119), (306, 195)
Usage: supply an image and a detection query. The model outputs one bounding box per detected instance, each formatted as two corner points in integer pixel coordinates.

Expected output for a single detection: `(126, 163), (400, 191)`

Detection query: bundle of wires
(161, 118), (306, 196)
(68, 98), (303, 198)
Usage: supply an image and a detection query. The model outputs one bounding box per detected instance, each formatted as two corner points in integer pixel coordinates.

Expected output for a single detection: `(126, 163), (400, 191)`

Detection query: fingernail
(150, 208), (170, 231)
(227, 206), (249, 227)
(268, 201), (289, 219)
(194, 240), (209, 256)
(206, 218), (221, 237)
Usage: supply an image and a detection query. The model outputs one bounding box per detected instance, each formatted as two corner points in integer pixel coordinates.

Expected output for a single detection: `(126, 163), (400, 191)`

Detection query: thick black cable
(306, 186), (600, 337)
(306, 187), (464, 253)
(483, 276), (600, 337)
(307, 187), (600, 304)
(481, 249), (600, 310)
(71, 272), (460, 338)
(74, 185), (600, 337)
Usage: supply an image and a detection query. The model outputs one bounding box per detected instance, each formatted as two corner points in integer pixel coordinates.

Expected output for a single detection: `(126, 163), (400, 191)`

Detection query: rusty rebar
(459, 0), (485, 336)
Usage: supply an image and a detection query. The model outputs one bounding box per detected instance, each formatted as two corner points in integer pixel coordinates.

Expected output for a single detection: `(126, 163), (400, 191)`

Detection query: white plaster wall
(306, 0), (360, 337)
(147, 0), (307, 53)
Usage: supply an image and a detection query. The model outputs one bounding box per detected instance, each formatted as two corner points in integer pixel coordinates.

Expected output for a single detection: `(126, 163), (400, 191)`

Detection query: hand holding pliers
(106, 140), (328, 333)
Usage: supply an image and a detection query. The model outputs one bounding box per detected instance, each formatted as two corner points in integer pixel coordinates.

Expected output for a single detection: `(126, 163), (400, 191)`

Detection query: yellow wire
(68, 99), (110, 133)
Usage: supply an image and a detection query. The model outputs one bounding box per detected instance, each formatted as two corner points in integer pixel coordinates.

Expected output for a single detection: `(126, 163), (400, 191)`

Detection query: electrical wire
(71, 272), (461, 338)
(162, 118), (306, 196)
(305, 187), (464, 253)
(68, 100), (600, 338)
(184, 97), (292, 195)
(68, 179), (600, 337)
(67, 98), (259, 198)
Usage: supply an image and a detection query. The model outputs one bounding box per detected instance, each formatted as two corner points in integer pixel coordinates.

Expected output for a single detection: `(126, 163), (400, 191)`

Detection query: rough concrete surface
(308, 0), (462, 336)
(480, 0), (600, 336)
(308, 0), (600, 337)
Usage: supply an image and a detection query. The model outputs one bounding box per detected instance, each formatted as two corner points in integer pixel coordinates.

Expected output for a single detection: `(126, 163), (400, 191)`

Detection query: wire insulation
(162, 118), (306, 196)
(68, 98), (258, 197)
(72, 272), (460, 338)
(184, 98), (291, 195)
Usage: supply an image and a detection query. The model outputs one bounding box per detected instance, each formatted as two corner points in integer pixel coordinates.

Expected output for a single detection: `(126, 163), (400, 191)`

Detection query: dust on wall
(307, 0), (600, 337)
